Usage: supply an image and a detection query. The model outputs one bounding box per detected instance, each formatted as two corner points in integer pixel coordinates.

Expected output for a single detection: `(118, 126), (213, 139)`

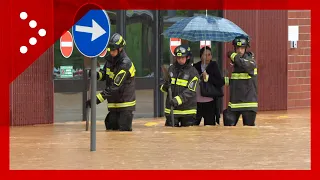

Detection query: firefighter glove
(169, 98), (179, 108)
(164, 80), (171, 88)
(227, 51), (237, 62)
(102, 87), (112, 97)
(88, 70), (101, 79)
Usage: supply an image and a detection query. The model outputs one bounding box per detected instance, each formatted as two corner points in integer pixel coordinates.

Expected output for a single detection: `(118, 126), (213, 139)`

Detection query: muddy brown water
(10, 108), (310, 170)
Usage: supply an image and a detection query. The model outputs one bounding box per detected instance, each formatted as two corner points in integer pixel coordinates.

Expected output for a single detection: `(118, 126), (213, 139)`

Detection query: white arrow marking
(75, 19), (106, 41)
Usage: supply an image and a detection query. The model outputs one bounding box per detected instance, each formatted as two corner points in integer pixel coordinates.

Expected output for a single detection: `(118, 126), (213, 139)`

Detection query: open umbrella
(163, 14), (248, 42)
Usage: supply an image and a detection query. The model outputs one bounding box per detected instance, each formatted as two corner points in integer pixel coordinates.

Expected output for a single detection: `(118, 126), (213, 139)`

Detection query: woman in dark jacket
(193, 46), (225, 126)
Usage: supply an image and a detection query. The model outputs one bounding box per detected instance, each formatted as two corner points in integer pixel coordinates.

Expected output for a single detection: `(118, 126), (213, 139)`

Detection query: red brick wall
(223, 10), (288, 111)
(10, 47), (54, 126)
(287, 10), (311, 108)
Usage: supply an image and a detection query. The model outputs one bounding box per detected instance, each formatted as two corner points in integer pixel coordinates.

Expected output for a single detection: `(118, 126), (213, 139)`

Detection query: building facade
(10, 10), (311, 126)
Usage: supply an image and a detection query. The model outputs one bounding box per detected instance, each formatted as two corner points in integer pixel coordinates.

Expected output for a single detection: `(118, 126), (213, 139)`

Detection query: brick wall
(287, 10), (311, 108)
(10, 47), (54, 126)
(223, 10), (288, 111)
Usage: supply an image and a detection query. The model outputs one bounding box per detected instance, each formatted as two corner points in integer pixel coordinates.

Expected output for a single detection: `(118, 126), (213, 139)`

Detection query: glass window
(125, 10), (154, 77)
(53, 10), (117, 80)
(162, 10), (221, 65)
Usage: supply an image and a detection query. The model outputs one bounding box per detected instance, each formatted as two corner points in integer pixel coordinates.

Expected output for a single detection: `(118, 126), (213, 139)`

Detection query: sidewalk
(10, 108), (310, 170)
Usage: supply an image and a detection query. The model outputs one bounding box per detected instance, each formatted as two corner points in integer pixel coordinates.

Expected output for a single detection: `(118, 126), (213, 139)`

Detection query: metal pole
(154, 10), (160, 117)
(116, 10), (126, 38)
(159, 11), (164, 117)
(86, 72), (90, 131)
(82, 68), (88, 122)
(90, 57), (97, 151)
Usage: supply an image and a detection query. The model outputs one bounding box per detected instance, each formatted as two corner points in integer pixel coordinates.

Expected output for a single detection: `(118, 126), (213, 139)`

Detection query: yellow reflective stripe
(231, 73), (252, 79)
(171, 78), (188, 87)
(164, 108), (197, 115)
(228, 102), (258, 108)
(231, 68), (257, 80)
(108, 100), (136, 108)
(115, 35), (123, 45)
(106, 68), (114, 79)
(171, 78), (176, 84)
(176, 79), (188, 86)
(230, 53), (237, 61)
(224, 77), (229, 86)
(129, 63), (136, 77)
(160, 84), (166, 93)
(188, 76), (198, 92)
(174, 96), (182, 105)
(96, 94), (105, 103)
(98, 72), (103, 80)
(114, 70), (126, 86)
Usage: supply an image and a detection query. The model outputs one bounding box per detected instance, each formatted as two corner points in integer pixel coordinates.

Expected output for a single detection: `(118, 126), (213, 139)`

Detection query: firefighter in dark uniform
(160, 45), (199, 127)
(223, 35), (258, 126)
(86, 33), (136, 131)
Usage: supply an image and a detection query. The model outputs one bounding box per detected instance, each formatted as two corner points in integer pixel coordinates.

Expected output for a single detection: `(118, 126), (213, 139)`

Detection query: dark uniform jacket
(193, 60), (225, 89)
(160, 61), (200, 117)
(95, 50), (136, 112)
(229, 51), (258, 112)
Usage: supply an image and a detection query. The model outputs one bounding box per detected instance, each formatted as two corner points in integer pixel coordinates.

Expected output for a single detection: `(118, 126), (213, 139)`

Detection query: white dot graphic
(29, 20), (37, 28)
(29, 37), (37, 45)
(38, 29), (46, 37)
(20, 46), (28, 54)
(20, 12), (28, 20)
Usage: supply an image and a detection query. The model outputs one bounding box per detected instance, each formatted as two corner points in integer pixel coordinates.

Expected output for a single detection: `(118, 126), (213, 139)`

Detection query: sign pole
(72, 9), (111, 152)
(90, 57), (97, 151)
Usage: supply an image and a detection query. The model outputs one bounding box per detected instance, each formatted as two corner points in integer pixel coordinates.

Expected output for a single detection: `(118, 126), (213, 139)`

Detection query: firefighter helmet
(232, 35), (250, 48)
(107, 33), (126, 51)
(174, 45), (188, 57)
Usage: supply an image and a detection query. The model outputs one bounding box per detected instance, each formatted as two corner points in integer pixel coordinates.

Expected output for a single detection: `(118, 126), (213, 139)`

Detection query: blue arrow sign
(72, 10), (111, 58)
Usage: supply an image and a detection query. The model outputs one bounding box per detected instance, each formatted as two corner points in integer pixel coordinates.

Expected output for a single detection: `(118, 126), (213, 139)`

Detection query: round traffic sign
(170, 38), (181, 56)
(60, 31), (73, 58)
(72, 9), (111, 58)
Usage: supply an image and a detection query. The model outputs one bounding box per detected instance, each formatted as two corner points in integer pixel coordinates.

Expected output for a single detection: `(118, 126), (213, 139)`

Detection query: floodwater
(10, 108), (310, 170)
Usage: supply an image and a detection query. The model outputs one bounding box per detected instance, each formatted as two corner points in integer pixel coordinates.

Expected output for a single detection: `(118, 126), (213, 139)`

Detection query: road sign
(200, 40), (211, 49)
(99, 48), (107, 57)
(60, 31), (73, 58)
(72, 9), (111, 152)
(60, 66), (74, 78)
(72, 10), (111, 58)
(170, 38), (181, 56)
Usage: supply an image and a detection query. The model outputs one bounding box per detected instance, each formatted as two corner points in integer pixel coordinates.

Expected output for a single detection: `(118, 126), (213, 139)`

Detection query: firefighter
(160, 45), (199, 127)
(86, 33), (136, 131)
(223, 35), (258, 126)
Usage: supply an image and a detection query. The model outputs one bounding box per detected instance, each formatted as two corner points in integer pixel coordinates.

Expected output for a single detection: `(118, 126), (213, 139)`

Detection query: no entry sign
(170, 38), (181, 56)
(200, 40), (211, 49)
(99, 48), (107, 57)
(60, 31), (73, 58)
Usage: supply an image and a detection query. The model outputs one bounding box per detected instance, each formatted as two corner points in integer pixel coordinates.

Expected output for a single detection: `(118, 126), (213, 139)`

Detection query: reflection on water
(10, 108), (310, 170)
